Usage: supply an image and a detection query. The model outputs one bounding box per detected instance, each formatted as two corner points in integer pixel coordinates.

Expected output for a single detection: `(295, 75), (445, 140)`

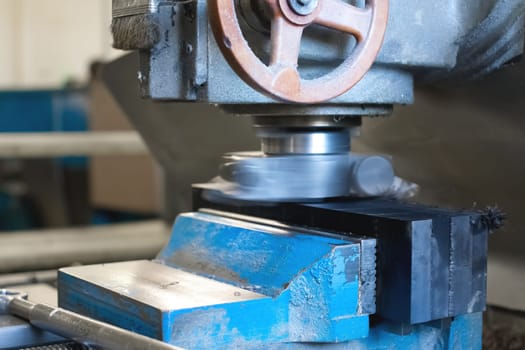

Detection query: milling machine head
(110, 0), (524, 202)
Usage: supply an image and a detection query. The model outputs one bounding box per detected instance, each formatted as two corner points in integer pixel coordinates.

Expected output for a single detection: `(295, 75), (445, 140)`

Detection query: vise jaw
(59, 212), (375, 347)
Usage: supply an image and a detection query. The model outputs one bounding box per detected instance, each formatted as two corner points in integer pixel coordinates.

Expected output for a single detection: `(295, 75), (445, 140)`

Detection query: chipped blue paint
(448, 312), (483, 349)
(157, 213), (356, 297)
(283, 245), (365, 342)
(59, 212), (482, 349)
(156, 213), (369, 342)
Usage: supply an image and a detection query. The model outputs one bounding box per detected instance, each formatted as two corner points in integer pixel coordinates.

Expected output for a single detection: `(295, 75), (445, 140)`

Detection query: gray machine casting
(137, 0), (523, 110)
(114, 0), (525, 201)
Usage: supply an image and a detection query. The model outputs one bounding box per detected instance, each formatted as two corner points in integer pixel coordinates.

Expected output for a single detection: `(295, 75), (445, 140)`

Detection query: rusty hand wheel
(209, 0), (389, 104)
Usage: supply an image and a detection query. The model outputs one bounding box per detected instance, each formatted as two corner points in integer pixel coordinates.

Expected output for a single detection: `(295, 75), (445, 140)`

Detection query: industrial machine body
(2, 0), (524, 349)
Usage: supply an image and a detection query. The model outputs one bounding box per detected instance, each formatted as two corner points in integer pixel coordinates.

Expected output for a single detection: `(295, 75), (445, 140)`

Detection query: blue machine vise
(58, 197), (487, 349)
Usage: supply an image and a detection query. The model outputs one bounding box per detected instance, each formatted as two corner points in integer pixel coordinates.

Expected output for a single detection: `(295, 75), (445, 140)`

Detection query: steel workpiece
(192, 189), (490, 325)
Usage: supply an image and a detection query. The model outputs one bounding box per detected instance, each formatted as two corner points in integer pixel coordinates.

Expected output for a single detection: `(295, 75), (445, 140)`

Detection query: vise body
(58, 194), (488, 349)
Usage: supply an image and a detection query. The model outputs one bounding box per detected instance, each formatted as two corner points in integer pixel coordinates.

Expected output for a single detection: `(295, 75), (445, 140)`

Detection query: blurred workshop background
(0, 1), (524, 349)
(0, 0), (259, 281)
(0, 0), (171, 277)
(0, 0), (159, 230)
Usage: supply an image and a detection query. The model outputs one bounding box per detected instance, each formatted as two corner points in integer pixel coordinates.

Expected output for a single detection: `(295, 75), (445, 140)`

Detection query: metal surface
(253, 115), (362, 128)
(222, 104), (393, 116)
(209, 0), (389, 103)
(61, 260), (266, 311)
(0, 290), (181, 350)
(205, 151), (394, 200)
(349, 155), (394, 196)
(234, 119), (392, 201)
(0, 132), (148, 158)
(0, 220), (168, 273)
(421, 0), (525, 82)
(193, 189), (490, 325)
(138, 0), (414, 108)
(125, 0), (523, 113)
(258, 129), (350, 154)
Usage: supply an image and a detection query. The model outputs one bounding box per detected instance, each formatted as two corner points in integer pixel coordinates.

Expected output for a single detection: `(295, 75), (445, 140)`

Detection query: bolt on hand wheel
(209, 0), (389, 104)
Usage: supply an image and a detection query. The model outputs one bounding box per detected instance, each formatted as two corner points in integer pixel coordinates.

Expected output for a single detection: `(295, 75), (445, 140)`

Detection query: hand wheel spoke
(315, 0), (372, 41)
(269, 16), (304, 69)
(269, 16), (304, 93)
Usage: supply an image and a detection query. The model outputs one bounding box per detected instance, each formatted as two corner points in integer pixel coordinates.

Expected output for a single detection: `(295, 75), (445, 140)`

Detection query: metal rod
(0, 220), (169, 273)
(0, 132), (149, 158)
(0, 291), (182, 350)
(0, 270), (57, 288)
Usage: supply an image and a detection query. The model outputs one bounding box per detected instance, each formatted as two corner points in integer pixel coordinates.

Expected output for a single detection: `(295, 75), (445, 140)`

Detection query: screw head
(288, 0), (319, 16)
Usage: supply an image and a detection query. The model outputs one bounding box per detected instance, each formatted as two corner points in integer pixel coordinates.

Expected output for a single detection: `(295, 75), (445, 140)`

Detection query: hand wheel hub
(279, 0), (320, 25)
(288, 0), (319, 16)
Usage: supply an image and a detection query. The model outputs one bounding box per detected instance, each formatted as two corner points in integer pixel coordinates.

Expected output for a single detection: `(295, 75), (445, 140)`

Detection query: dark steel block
(193, 188), (489, 325)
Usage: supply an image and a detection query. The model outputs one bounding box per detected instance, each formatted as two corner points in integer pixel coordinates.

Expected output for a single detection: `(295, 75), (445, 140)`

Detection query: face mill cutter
(54, 0), (524, 349)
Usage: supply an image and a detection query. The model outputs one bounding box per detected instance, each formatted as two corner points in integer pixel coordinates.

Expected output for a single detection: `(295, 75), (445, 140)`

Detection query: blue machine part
(58, 212), (483, 349)
(0, 192), (36, 230)
(0, 89), (90, 230)
(0, 89), (88, 133)
(0, 89), (89, 167)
